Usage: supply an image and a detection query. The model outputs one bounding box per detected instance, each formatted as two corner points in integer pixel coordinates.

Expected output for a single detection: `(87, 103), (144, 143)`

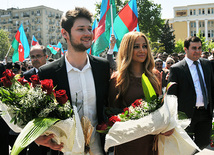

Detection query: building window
(202, 21), (204, 27)
(208, 8), (210, 14)
(208, 21), (210, 27)
(202, 9), (205, 14)
(208, 30), (210, 37)
(211, 21), (214, 27)
(212, 8), (214, 14)
(193, 9), (196, 15)
(199, 9), (201, 15)
(190, 9), (192, 15)
(211, 30), (214, 37)
(194, 22), (196, 28)
(191, 22), (193, 28)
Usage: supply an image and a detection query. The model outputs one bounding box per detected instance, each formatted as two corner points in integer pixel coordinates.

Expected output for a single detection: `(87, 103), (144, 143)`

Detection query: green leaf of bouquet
(141, 73), (157, 102)
(11, 117), (60, 155)
(177, 111), (188, 120)
(166, 82), (176, 93)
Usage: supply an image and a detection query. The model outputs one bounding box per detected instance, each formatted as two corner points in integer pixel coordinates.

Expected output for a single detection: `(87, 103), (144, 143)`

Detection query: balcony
(13, 16), (19, 19)
(23, 14), (30, 18)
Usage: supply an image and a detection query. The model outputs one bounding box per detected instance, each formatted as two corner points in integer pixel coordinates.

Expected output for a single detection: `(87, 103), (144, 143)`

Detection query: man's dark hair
(60, 7), (92, 35)
(184, 36), (202, 49)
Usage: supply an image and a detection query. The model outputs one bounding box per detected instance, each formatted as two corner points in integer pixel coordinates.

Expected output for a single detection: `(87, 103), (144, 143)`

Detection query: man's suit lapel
(182, 60), (195, 90)
(55, 56), (72, 102)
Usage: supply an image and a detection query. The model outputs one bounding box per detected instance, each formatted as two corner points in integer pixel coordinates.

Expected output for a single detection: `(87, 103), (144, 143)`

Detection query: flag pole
(110, 4), (114, 34)
(5, 45), (12, 57)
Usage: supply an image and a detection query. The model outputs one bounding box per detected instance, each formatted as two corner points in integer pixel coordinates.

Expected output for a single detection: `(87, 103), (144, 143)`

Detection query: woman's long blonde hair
(116, 31), (161, 99)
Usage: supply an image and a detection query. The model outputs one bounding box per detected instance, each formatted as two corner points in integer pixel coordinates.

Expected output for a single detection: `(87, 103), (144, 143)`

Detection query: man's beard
(69, 34), (91, 52)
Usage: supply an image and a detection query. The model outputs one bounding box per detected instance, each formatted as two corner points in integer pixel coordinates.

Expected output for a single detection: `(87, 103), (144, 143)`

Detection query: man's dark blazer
(23, 68), (37, 82)
(168, 58), (214, 118)
(38, 54), (110, 124)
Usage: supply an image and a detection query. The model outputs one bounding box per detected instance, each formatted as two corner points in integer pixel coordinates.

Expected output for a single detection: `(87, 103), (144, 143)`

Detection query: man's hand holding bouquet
(0, 69), (85, 154)
(97, 73), (200, 155)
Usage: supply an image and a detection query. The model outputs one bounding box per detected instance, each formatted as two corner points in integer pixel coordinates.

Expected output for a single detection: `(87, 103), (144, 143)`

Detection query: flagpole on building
(110, 4), (114, 34)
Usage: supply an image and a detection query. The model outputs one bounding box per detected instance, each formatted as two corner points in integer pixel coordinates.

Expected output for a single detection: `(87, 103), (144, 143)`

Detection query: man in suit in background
(168, 36), (214, 149)
(35, 7), (110, 154)
(23, 45), (48, 82)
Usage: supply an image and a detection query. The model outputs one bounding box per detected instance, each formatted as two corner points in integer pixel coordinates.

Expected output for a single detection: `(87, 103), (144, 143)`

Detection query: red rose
(3, 69), (15, 80)
(123, 107), (129, 112)
(41, 79), (54, 95)
(131, 99), (142, 108)
(0, 76), (12, 87)
(108, 116), (121, 126)
(18, 77), (29, 85)
(30, 75), (40, 87)
(211, 140), (214, 147)
(96, 122), (108, 131)
(55, 89), (68, 104)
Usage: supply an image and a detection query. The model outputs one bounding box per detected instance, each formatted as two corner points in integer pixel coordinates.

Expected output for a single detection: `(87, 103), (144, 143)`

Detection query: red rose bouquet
(100, 73), (200, 155)
(0, 69), (85, 154)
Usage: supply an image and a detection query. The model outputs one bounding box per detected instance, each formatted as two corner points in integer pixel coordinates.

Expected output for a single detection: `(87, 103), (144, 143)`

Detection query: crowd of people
(0, 6), (214, 155)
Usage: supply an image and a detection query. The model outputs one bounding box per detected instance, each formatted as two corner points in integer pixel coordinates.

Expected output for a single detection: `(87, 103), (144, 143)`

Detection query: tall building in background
(168, 3), (214, 41)
(0, 5), (65, 47)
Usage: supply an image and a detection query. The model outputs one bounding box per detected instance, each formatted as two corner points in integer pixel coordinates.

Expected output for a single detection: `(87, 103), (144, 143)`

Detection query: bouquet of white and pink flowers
(0, 69), (85, 155)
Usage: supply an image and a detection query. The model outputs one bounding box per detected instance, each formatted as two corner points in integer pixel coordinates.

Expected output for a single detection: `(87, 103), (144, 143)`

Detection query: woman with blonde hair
(108, 31), (173, 155)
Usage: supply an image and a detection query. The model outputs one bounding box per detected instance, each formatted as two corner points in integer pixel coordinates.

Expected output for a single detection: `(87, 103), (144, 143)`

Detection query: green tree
(174, 39), (184, 53)
(0, 29), (11, 61)
(197, 29), (208, 51)
(137, 0), (164, 42)
(150, 42), (165, 54)
(159, 20), (175, 54)
(207, 41), (214, 52)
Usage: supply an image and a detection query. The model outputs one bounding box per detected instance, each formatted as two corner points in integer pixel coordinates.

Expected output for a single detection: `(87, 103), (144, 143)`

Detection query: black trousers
(0, 118), (10, 155)
(186, 108), (212, 150)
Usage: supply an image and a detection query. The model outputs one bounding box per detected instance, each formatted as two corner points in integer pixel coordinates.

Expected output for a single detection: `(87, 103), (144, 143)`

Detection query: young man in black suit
(23, 45), (48, 82)
(168, 36), (214, 149)
(35, 7), (110, 154)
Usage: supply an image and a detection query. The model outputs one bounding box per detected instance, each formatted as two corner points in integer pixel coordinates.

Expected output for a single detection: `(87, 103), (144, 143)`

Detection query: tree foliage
(197, 29), (208, 52)
(159, 20), (175, 54)
(0, 29), (11, 61)
(137, 0), (164, 42)
(174, 39), (184, 53)
(150, 42), (165, 54)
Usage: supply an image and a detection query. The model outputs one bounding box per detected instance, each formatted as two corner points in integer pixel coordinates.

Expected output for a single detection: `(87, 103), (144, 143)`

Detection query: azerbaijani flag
(91, 0), (116, 56)
(114, 0), (139, 46)
(11, 24), (30, 63)
(87, 19), (98, 54)
(47, 44), (60, 55)
(31, 35), (39, 47)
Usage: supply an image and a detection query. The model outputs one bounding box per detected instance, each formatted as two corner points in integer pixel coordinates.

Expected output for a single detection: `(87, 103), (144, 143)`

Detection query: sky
(0, 0), (214, 19)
